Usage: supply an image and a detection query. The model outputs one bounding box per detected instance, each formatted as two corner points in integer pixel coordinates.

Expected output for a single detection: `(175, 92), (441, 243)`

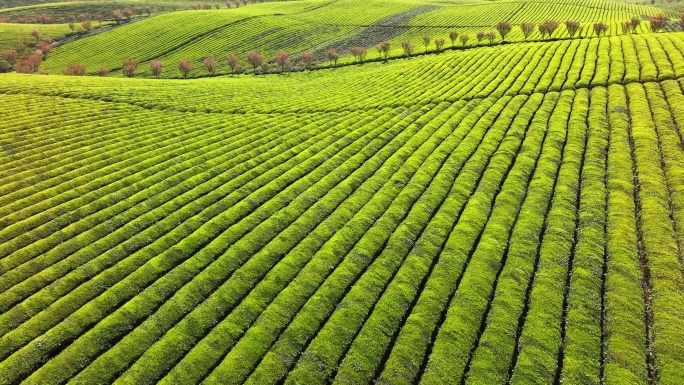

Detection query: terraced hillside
(2, 0), (684, 384)
(33, 0), (676, 77)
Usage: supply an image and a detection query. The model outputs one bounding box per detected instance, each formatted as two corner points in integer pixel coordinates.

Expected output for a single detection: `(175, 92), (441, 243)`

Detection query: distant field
(1, 0), (684, 384)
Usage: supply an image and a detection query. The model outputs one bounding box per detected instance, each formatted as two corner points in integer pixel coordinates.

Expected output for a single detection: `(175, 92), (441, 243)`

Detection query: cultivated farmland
(1, 0), (684, 384)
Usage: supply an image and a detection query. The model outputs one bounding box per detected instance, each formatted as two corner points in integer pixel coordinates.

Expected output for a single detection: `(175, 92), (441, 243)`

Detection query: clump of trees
(485, 31), (496, 45)
(15, 52), (42, 73)
(122, 58), (139, 77)
(62, 63), (86, 76)
(179, 59), (192, 77)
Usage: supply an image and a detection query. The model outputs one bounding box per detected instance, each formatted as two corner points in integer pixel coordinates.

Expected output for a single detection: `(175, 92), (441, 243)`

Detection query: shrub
(565, 20), (580, 37)
(2, 50), (17, 68)
(593, 21), (608, 36)
(301, 51), (315, 70)
(494, 21), (511, 41)
(422, 35), (430, 52)
(122, 58), (139, 77)
(520, 22), (534, 40)
(81, 20), (92, 33)
(35, 41), (51, 54)
(215, 3), (221, 9)
(150, 60), (163, 77)
(96, 67), (109, 76)
(621, 20), (632, 34)
(630, 16), (641, 32)
(62, 63), (86, 76)
(434, 38), (445, 52)
(460, 34), (470, 46)
(650, 14), (668, 32)
(401, 40), (413, 57)
(202, 56), (218, 75)
(260, 61), (269, 75)
(179, 59), (192, 78)
(31, 29), (41, 41)
(449, 30), (458, 47)
(275, 51), (290, 72)
(68, 22), (75, 32)
(39, 14), (51, 24)
(325, 48), (338, 66)
(350, 46), (366, 62)
(15, 52), (42, 73)
(246, 51), (264, 74)
(476, 30), (486, 43)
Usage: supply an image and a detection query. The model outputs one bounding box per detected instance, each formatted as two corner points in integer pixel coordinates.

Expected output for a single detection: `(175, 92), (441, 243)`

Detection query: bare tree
(494, 21), (511, 41)
(520, 22), (535, 40)
(449, 30), (458, 47)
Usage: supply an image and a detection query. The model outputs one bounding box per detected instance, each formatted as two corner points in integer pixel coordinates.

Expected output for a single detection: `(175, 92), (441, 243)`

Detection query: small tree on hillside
(260, 61), (269, 75)
(39, 14), (51, 24)
(227, 54), (239, 74)
(81, 20), (92, 33)
(97, 66), (109, 76)
(15, 52), (42, 73)
(179, 59), (192, 77)
(650, 14), (668, 32)
(123, 8), (133, 21)
(434, 38), (445, 52)
(122, 58), (139, 77)
(31, 29), (41, 41)
(202, 55), (219, 75)
(476, 31), (486, 44)
(485, 31), (496, 45)
(449, 29), (459, 47)
(62, 63), (86, 76)
(401, 40), (413, 57)
(113, 10), (124, 24)
(621, 20), (632, 34)
(247, 51), (264, 74)
(422, 35), (430, 52)
(350, 46), (366, 63)
(565, 20), (580, 37)
(378, 41), (390, 59)
(520, 22), (535, 40)
(539, 20), (559, 39)
(630, 16), (641, 32)
(302, 51), (315, 69)
(68, 21), (76, 32)
(215, 3), (221, 9)
(2, 49), (17, 69)
(460, 34), (470, 46)
(495, 21), (511, 41)
(150, 59), (163, 77)
(680, 13), (684, 31)
(226, 0), (231, 8)
(275, 51), (290, 72)
(593, 22), (608, 37)
(326, 48), (339, 67)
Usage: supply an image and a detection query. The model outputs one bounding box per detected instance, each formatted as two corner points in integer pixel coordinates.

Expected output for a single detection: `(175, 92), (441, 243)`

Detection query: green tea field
(1, 0), (684, 384)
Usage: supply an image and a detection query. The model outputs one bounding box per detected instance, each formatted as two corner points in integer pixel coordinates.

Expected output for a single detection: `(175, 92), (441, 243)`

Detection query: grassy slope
(37, 0), (676, 77)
